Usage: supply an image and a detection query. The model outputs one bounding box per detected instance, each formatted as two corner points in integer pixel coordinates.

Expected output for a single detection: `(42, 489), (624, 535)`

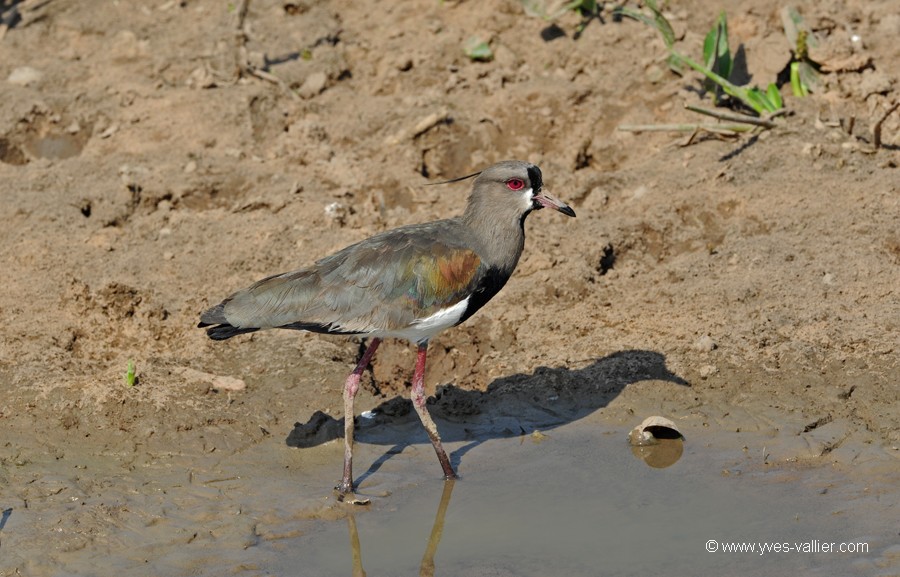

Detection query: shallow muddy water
(282, 431), (894, 577)
(2, 411), (895, 577)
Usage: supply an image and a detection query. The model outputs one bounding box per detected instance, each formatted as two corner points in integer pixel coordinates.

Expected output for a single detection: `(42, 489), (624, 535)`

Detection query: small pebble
(395, 56), (413, 71)
(7, 66), (43, 86)
(693, 334), (717, 352)
(298, 72), (327, 99)
(211, 375), (246, 391)
(699, 365), (718, 379)
(324, 202), (347, 222)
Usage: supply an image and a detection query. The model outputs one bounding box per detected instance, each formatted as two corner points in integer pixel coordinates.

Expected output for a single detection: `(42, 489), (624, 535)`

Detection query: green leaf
(742, 88), (765, 113)
(781, 6), (819, 60)
(571, 0), (597, 16)
(745, 87), (781, 113)
(703, 12), (732, 100)
(619, 2), (784, 116)
(743, 89), (771, 114)
(715, 13), (732, 79)
(780, 7), (820, 95)
(463, 37), (493, 62)
(797, 61), (820, 93)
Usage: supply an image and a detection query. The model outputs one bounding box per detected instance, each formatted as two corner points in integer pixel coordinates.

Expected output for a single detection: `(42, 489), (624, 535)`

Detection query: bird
(198, 160), (575, 494)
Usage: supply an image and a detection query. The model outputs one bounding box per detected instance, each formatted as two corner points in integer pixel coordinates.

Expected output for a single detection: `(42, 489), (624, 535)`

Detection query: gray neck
(460, 197), (528, 273)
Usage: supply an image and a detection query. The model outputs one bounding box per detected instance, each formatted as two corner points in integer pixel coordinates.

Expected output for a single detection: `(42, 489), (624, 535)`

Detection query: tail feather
(199, 301), (259, 340)
(202, 323), (259, 340)
(199, 302), (228, 326)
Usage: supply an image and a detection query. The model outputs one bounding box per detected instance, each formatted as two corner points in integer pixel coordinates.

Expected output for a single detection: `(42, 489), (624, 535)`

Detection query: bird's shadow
(286, 350), (688, 484)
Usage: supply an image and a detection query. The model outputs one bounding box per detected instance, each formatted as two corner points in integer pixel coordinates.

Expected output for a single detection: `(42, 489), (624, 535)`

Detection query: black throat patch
(456, 266), (510, 326)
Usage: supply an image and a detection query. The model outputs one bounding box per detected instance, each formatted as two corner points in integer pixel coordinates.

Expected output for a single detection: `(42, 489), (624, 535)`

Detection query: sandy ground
(0, 0), (898, 575)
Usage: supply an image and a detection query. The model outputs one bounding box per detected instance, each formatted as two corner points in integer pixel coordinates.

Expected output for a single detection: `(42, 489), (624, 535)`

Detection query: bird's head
(467, 161), (576, 222)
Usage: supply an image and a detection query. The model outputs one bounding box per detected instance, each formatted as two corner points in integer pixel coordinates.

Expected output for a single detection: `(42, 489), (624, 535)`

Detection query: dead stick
(232, 0), (251, 80)
(618, 123), (758, 134)
(235, 0), (250, 31)
(684, 104), (780, 128)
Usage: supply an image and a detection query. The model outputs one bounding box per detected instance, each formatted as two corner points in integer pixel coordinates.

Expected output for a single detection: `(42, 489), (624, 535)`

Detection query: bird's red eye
(506, 178), (525, 191)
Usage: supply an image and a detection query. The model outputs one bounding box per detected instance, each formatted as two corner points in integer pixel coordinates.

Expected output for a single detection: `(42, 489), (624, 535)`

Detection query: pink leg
(410, 343), (458, 480)
(337, 338), (381, 494)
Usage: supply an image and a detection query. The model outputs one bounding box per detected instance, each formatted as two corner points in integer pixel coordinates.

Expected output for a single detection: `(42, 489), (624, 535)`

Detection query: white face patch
(520, 187), (535, 212)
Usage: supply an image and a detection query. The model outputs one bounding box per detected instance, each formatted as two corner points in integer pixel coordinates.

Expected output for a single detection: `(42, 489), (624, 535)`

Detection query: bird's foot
(334, 482), (372, 505)
(335, 490), (371, 506)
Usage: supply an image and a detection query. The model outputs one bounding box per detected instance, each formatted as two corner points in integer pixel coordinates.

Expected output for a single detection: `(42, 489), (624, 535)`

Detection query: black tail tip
(201, 323), (259, 340)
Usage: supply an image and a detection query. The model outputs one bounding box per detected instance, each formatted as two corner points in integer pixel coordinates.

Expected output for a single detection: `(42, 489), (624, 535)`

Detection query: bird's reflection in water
(346, 480), (456, 577)
(346, 513), (366, 577)
(418, 479), (455, 577)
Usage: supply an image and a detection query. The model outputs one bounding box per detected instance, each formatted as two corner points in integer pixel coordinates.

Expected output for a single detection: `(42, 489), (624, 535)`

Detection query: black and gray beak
(533, 190), (576, 217)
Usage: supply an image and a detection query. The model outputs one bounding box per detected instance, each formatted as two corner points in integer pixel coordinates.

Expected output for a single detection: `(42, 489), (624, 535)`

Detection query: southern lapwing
(198, 160), (575, 494)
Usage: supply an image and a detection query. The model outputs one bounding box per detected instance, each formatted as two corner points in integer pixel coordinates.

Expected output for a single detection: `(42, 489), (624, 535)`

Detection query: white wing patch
(370, 296), (470, 344)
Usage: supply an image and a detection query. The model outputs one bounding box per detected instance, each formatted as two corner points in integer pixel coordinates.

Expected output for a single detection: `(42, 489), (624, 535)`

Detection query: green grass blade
(125, 360), (136, 387)
(644, 0), (675, 48)
(745, 87), (781, 113)
(766, 83), (783, 109)
(619, 2), (782, 116)
(617, 1), (674, 48)
(616, 2), (680, 72)
(678, 55), (756, 112)
(790, 61), (808, 97)
(680, 54), (782, 114)
(743, 89), (769, 114)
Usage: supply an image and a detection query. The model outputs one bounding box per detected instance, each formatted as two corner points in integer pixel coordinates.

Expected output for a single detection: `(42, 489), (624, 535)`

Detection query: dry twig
(684, 104), (785, 129)
(617, 102), (787, 141)
(872, 101), (899, 150)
